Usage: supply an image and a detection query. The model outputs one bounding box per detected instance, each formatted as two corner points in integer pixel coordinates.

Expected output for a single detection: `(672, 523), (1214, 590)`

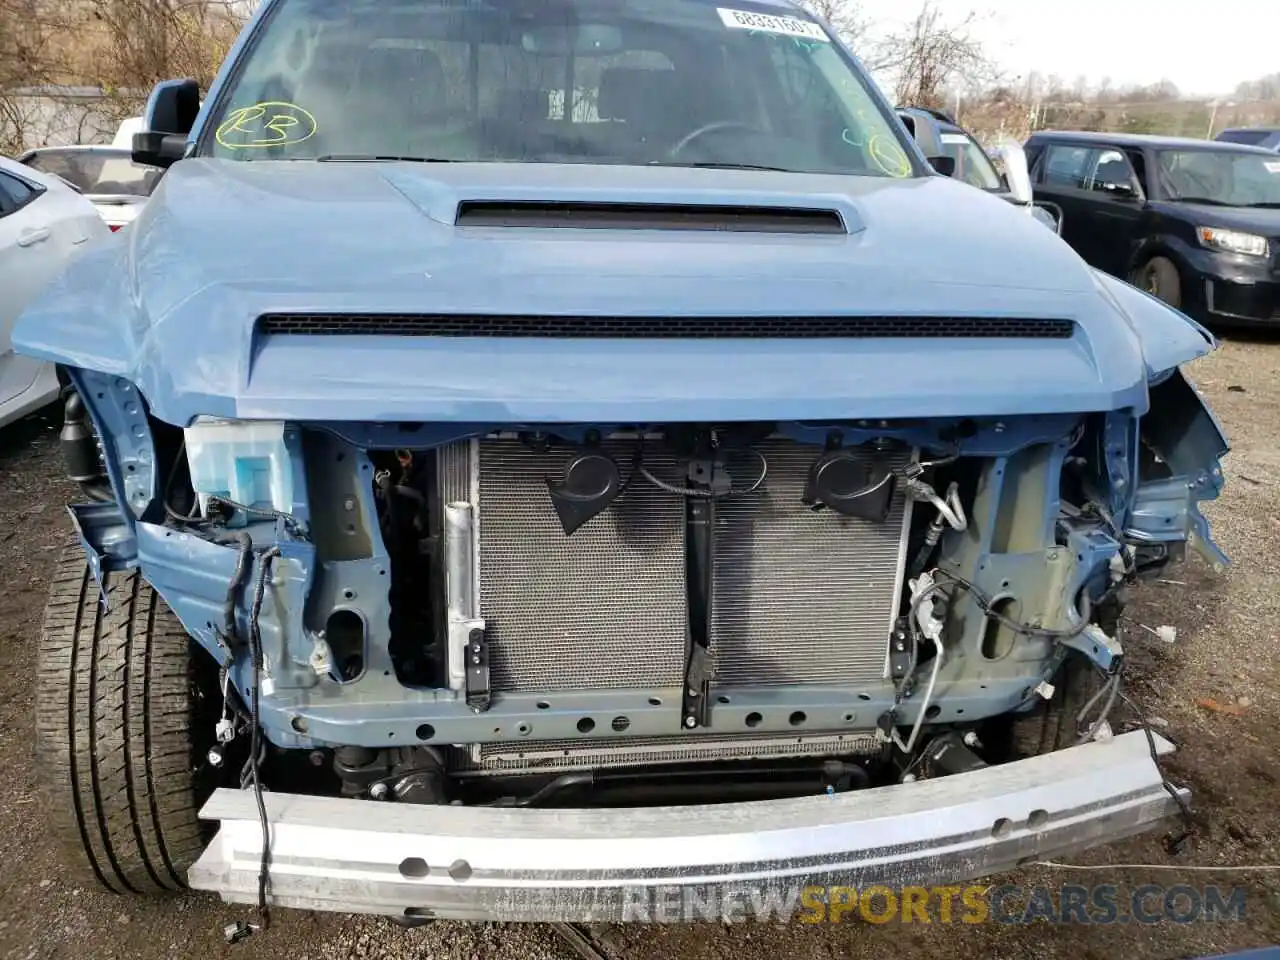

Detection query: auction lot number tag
(717, 8), (831, 41)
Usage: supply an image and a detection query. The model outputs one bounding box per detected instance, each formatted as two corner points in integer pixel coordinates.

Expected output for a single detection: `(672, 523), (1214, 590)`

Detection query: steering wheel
(668, 120), (761, 159)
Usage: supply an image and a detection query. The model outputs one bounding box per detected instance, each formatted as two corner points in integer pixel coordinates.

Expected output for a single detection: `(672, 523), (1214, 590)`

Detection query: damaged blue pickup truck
(14, 0), (1229, 925)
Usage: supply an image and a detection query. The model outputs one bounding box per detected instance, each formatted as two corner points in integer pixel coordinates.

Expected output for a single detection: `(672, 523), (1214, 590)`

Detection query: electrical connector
(215, 717), (235, 743)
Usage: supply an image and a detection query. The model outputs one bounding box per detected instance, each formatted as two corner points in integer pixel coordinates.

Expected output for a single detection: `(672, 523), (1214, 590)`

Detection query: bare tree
(886, 2), (993, 109)
(1236, 73), (1280, 100)
(87, 0), (247, 98)
(1, 0), (248, 151)
(0, 0), (60, 151)
(800, 0), (899, 72)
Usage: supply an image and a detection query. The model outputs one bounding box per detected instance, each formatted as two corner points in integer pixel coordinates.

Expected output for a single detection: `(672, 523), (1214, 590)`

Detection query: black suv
(1025, 130), (1280, 326)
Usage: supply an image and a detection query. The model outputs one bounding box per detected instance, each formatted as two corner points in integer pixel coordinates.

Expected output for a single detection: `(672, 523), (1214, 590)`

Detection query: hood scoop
(454, 199), (848, 234)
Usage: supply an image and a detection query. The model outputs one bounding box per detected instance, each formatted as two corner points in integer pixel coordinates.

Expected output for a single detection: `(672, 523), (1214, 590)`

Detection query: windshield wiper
(1173, 196), (1237, 206)
(315, 154), (456, 163)
(662, 161), (795, 172)
(1243, 201), (1280, 209)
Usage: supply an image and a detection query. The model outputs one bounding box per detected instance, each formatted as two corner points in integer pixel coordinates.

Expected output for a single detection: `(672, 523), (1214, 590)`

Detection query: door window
(1087, 149), (1139, 196)
(0, 171), (42, 217)
(1040, 144), (1091, 188)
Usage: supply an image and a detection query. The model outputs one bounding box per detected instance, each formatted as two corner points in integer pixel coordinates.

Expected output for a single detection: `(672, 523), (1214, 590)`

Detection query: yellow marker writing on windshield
(868, 133), (912, 178)
(215, 101), (318, 149)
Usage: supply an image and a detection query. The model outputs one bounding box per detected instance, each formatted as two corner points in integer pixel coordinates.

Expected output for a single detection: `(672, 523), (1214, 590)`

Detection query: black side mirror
(928, 155), (957, 178)
(132, 79), (201, 168)
(132, 131), (187, 167)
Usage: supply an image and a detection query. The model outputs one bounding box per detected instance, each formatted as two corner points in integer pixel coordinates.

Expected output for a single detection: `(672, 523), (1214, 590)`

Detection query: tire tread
(36, 544), (203, 896)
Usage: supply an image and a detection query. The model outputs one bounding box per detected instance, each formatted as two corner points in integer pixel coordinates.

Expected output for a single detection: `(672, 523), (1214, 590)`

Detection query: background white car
(0, 155), (109, 429)
(112, 116), (144, 149)
(17, 145), (163, 231)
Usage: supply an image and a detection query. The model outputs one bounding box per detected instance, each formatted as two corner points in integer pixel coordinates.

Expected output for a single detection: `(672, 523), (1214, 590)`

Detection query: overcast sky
(853, 0), (1274, 98)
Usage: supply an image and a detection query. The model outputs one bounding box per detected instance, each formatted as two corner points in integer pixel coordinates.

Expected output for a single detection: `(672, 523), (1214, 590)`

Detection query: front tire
(1132, 256), (1182, 308)
(35, 545), (207, 895)
(1008, 655), (1098, 757)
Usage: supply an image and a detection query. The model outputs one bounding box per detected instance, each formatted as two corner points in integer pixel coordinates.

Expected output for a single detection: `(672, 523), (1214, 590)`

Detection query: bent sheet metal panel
(189, 731), (1186, 921)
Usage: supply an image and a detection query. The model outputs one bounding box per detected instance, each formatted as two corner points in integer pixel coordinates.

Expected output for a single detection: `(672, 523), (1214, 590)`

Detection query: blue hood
(13, 158), (1214, 426)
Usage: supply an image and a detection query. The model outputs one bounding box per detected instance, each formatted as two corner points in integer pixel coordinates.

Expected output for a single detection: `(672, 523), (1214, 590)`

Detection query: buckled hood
(13, 158), (1214, 425)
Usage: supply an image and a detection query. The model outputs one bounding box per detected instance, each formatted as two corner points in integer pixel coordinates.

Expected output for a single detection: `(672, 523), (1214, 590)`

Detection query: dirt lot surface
(2, 337), (1279, 960)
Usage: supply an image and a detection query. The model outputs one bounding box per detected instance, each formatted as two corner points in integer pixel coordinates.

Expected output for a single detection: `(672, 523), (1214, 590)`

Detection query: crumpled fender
(1086, 271), (1228, 569)
(1091, 268), (1217, 381)
(10, 235), (141, 378)
(1127, 366), (1231, 570)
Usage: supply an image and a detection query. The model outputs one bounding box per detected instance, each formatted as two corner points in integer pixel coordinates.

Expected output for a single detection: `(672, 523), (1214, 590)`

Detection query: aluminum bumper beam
(189, 731), (1186, 922)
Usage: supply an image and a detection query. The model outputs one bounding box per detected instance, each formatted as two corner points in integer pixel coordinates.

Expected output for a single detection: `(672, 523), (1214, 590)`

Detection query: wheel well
(1127, 247), (1184, 284)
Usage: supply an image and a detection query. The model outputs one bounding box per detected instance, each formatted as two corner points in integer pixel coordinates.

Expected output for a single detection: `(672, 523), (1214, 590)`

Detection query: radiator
(437, 435), (912, 694)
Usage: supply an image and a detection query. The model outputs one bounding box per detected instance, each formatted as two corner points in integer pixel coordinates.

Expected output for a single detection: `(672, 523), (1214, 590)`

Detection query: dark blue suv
(1026, 130), (1280, 326)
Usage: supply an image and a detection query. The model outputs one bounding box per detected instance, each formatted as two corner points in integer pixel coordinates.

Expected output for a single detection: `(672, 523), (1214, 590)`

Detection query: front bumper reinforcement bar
(189, 731), (1186, 921)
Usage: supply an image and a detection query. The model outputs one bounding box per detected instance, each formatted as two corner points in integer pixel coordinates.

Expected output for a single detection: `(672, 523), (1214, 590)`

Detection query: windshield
(1157, 149), (1280, 206)
(201, 0), (919, 178)
(940, 130), (1001, 191)
(22, 149), (161, 197)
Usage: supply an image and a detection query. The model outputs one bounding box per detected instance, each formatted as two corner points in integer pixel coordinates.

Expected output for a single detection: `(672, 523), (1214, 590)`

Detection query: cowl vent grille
(257, 313), (1076, 340)
(453, 200), (847, 233)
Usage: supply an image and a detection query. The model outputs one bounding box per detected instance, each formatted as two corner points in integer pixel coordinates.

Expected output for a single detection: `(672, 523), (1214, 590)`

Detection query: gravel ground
(2, 337), (1279, 960)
